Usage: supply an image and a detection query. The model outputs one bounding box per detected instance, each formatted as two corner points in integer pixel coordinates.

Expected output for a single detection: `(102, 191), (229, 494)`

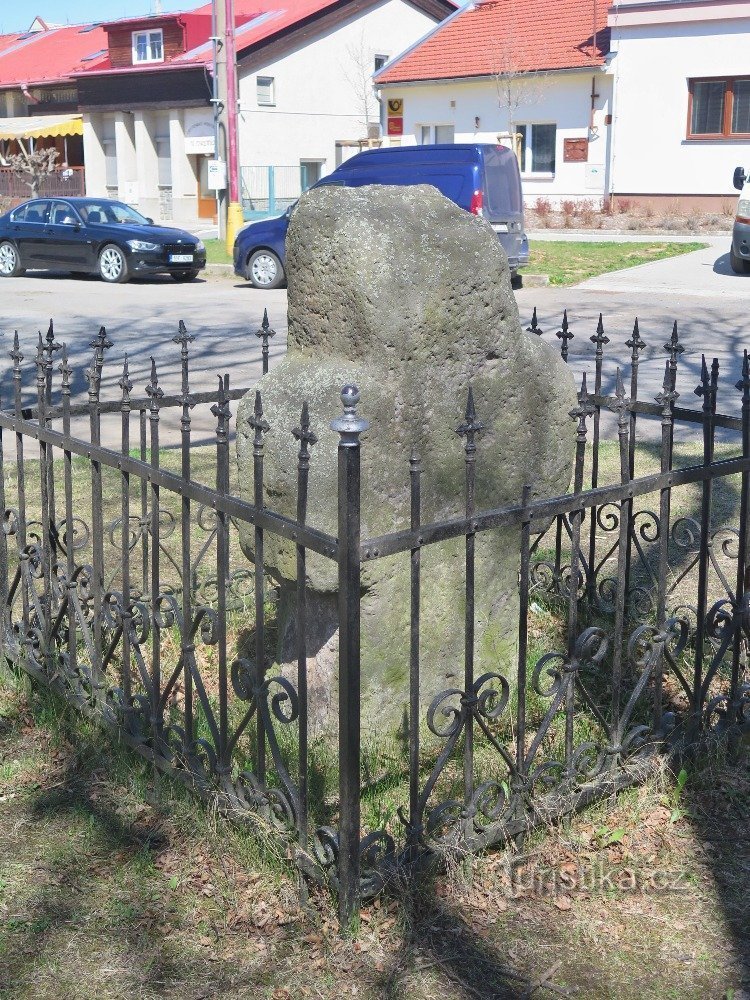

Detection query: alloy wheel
(100, 247), (124, 281)
(0, 243), (18, 276)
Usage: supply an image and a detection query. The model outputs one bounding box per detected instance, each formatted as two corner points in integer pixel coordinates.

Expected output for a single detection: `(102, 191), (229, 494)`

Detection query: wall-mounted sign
(563, 138), (589, 163)
(387, 98), (403, 116)
(184, 115), (216, 155)
(206, 159), (227, 190)
(387, 117), (403, 136)
(185, 135), (215, 155)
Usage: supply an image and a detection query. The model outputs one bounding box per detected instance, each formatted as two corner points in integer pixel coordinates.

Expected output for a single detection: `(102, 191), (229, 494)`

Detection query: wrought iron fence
(0, 308), (749, 930)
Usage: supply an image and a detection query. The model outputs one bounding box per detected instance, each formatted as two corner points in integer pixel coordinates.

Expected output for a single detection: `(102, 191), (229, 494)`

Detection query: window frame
(687, 76), (750, 140)
(517, 122), (557, 176)
(257, 76), (275, 107)
(131, 28), (164, 64)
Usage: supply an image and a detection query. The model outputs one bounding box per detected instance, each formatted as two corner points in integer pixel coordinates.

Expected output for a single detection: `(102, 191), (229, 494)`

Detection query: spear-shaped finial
(457, 386), (484, 452)
(590, 313), (609, 353)
(248, 389), (270, 451)
(10, 330), (22, 369)
(146, 356), (163, 410)
(292, 400), (318, 457)
(59, 343), (73, 393)
(556, 309), (573, 362)
(626, 317), (646, 361)
(569, 371), (595, 437)
(609, 367), (631, 429)
(694, 354), (711, 399)
(655, 359), (679, 418)
(210, 374), (231, 438)
(173, 318), (194, 349)
(118, 354), (133, 404)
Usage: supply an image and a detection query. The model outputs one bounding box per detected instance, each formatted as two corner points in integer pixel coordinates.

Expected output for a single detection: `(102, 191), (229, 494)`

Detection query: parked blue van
(233, 143), (528, 288)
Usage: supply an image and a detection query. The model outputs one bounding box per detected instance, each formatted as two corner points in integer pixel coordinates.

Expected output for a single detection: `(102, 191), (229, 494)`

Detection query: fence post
(268, 166), (275, 216)
(331, 384), (367, 932)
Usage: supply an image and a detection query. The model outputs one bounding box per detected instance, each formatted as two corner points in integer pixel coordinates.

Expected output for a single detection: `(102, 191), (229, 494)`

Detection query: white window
(374, 54), (388, 72)
(517, 123), (556, 174)
(257, 76), (275, 106)
(418, 124), (455, 145)
(132, 29), (164, 64)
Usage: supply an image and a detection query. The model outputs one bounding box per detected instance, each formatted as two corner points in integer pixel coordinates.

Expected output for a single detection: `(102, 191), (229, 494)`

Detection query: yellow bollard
(225, 201), (244, 257)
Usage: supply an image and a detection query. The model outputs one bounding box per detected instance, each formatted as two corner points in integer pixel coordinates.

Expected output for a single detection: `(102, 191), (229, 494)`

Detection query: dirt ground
(0, 676), (748, 1000)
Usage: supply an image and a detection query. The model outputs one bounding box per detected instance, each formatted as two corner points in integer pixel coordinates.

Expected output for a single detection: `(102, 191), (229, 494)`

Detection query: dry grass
(0, 677), (748, 1000)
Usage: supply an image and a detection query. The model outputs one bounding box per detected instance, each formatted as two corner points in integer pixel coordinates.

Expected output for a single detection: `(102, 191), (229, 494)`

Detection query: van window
(482, 146), (522, 221)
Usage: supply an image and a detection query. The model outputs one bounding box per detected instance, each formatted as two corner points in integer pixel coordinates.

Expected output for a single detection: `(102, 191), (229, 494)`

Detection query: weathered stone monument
(237, 184), (576, 732)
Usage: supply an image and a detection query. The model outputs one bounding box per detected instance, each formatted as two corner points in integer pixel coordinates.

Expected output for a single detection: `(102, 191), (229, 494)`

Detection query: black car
(0, 197), (206, 284)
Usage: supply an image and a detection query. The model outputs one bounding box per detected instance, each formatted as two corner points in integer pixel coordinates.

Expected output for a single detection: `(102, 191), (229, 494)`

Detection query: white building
(375, 0), (614, 206)
(607, 0), (750, 210)
(76, 0), (454, 225)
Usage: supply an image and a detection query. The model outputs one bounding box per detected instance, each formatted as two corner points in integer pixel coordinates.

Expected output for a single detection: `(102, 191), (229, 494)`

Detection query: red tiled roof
(376, 0), (610, 84)
(0, 24), (109, 87)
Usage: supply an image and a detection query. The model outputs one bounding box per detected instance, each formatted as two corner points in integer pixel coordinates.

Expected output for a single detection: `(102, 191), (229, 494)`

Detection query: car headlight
(127, 239), (159, 251)
(737, 199), (750, 223)
(195, 239), (205, 252)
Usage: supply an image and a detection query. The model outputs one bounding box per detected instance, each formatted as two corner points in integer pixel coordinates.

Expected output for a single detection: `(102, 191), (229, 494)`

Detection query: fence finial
(590, 313), (609, 355)
(292, 400), (318, 457)
(626, 317), (645, 361)
(59, 343), (73, 393)
(248, 389), (270, 452)
(526, 307), (542, 336)
(655, 359), (679, 418)
(609, 367), (630, 428)
(118, 354), (133, 404)
(10, 331), (22, 370)
(457, 386), (484, 452)
(695, 354), (710, 399)
(255, 309), (276, 375)
(146, 356), (163, 410)
(569, 371), (594, 437)
(331, 384), (368, 444)
(556, 309), (573, 362)
(736, 350), (750, 397)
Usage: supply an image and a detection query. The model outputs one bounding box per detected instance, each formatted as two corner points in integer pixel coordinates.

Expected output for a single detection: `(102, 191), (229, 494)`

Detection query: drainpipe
(224, 0), (243, 253)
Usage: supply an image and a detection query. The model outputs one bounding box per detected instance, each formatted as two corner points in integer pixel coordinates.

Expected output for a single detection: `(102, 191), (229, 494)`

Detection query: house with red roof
(374, 0), (613, 205)
(73, 0), (455, 225)
(0, 18), (109, 199)
(375, 0), (749, 208)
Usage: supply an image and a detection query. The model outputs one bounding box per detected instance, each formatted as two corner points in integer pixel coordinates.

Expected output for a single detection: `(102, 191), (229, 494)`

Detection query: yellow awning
(0, 114), (83, 141)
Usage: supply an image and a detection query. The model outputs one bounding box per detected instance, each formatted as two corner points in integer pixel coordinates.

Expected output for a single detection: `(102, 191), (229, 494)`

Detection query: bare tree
(3, 144), (59, 198)
(491, 41), (548, 156)
(343, 29), (380, 140)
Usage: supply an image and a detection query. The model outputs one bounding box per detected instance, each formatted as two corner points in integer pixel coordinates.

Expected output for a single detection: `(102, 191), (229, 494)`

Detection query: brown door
(197, 157), (217, 221)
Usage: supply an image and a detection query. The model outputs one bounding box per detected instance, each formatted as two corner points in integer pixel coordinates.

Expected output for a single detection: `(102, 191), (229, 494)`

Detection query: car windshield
(79, 202), (151, 226)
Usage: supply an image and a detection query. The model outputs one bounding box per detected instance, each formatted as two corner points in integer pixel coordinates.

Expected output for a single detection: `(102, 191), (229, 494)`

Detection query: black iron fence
(1, 310), (749, 929)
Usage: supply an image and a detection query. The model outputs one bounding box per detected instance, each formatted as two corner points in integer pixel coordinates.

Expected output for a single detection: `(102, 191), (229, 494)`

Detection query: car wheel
(0, 240), (23, 277)
(98, 244), (129, 284)
(246, 249), (284, 289)
(730, 245), (750, 275)
(171, 269), (200, 282)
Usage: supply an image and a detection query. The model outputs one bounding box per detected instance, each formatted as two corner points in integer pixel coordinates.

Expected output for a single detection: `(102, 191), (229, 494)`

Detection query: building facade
(76, 0), (453, 226)
(607, 0), (750, 210)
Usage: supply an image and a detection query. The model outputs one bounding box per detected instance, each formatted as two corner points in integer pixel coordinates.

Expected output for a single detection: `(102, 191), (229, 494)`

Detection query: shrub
(659, 217), (682, 231)
(577, 198), (598, 227)
(616, 197), (632, 214)
(534, 196), (552, 218)
(721, 200), (736, 217)
(626, 216), (644, 230)
(642, 203), (655, 220)
(686, 215), (700, 231)
(560, 199), (576, 217)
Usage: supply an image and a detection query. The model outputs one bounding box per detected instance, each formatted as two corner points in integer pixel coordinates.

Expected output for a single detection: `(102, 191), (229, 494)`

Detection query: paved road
(516, 235), (749, 442)
(0, 234), (746, 447)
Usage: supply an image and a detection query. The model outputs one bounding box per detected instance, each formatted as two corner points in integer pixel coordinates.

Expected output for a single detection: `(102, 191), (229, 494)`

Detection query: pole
(224, 0), (243, 253)
(211, 0), (225, 240)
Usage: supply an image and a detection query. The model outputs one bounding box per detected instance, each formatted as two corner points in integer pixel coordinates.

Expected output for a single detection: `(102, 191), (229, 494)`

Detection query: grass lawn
(527, 240), (708, 286)
(203, 239), (233, 265)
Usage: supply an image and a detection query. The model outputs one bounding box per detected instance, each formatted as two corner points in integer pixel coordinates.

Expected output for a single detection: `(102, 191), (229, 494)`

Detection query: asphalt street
(0, 234), (746, 447)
